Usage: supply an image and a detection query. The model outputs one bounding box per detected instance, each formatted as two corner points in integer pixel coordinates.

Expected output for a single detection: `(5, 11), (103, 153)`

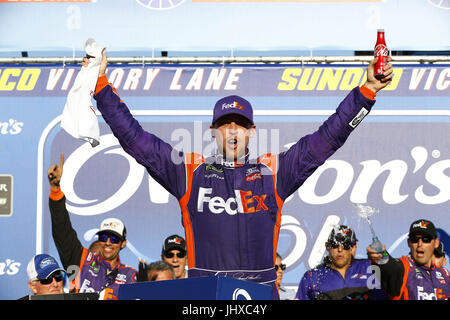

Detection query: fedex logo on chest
(197, 187), (269, 215)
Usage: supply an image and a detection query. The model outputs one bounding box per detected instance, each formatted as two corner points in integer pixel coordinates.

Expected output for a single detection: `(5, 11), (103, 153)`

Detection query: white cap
(96, 218), (126, 240)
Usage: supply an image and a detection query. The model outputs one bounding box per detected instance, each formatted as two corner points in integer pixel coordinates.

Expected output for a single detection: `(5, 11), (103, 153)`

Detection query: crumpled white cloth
(61, 38), (104, 147)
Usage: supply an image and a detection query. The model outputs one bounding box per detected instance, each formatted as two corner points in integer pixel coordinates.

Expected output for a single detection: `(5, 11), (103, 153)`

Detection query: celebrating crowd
(22, 49), (449, 300)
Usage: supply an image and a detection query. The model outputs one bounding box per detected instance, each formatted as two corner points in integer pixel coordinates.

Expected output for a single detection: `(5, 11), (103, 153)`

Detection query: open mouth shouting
(227, 137), (238, 150)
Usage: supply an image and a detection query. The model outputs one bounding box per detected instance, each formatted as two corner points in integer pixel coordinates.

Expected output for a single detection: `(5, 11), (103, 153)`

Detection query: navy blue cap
(212, 95), (254, 126)
(27, 254), (65, 281)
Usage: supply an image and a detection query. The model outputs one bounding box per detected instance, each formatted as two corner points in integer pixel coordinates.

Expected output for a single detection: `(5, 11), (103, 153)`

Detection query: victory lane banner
(0, 65), (449, 97)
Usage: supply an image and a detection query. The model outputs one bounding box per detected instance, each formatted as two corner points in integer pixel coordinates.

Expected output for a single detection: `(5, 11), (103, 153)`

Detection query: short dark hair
(147, 261), (175, 281)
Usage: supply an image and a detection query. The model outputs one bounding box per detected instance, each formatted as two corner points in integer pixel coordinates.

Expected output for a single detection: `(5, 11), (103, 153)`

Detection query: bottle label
(374, 44), (388, 76)
(374, 44), (388, 58)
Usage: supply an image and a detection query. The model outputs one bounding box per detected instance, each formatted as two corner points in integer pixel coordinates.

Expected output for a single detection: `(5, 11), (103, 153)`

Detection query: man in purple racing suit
(48, 155), (137, 300)
(367, 219), (450, 300)
(88, 51), (392, 299)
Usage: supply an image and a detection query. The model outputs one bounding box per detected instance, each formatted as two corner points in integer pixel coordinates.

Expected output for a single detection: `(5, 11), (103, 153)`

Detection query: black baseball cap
(409, 219), (437, 239)
(162, 234), (186, 255)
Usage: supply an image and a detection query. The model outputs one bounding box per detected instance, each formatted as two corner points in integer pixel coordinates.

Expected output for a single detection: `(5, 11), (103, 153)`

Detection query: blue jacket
(296, 258), (387, 300)
(94, 75), (376, 299)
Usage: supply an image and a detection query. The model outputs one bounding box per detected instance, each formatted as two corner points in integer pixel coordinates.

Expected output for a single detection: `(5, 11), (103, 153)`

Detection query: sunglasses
(409, 235), (433, 244)
(164, 251), (186, 259)
(275, 264), (286, 271)
(37, 271), (63, 285)
(98, 233), (122, 244)
(328, 240), (353, 250)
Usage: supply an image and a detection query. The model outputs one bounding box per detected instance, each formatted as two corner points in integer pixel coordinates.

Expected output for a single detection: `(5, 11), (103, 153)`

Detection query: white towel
(61, 38), (103, 147)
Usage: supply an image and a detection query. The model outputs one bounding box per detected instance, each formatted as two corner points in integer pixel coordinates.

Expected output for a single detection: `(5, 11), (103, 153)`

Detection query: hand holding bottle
(367, 242), (389, 265)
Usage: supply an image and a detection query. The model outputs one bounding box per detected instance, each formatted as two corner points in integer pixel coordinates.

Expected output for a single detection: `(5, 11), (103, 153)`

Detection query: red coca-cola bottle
(374, 29), (388, 80)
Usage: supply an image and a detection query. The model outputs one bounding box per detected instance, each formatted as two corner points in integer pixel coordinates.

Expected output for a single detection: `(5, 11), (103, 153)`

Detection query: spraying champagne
(354, 203), (389, 264)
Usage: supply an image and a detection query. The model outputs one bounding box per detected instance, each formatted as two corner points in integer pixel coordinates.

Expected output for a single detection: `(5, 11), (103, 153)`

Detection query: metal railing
(1, 55), (449, 65)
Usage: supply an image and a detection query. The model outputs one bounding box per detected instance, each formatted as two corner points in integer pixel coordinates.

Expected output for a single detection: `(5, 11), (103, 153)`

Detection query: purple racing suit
(379, 255), (450, 300)
(49, 189), (137, 300)
(76, 247), (137, 300)
(94, 75), (376, 299)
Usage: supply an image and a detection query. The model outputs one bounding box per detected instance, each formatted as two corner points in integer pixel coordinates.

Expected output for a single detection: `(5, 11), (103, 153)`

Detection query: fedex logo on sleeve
(197, 187), (268, 215)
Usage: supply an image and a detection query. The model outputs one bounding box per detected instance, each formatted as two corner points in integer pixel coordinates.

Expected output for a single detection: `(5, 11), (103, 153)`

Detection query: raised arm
(92, 51), (187, 199)
(367, 245), (406, 298)
(48, 153), (84, 269)
(275, 58), (393, 200)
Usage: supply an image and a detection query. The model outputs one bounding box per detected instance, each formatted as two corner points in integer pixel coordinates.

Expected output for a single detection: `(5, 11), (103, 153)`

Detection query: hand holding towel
(61, 38), (104, 147)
